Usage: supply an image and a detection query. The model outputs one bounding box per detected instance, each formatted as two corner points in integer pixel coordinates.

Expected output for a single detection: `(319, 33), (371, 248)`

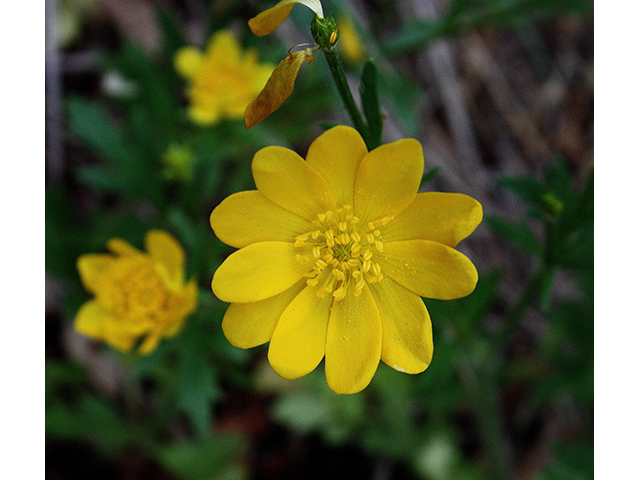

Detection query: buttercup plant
(208, 0), (484, 394)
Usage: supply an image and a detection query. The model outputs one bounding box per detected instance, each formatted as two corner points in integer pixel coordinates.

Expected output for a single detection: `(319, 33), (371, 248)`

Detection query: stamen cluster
(294, 206), (391, 300)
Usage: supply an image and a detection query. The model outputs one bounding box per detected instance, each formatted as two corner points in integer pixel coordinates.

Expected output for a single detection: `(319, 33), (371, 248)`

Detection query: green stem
(321, 47), (371, 148)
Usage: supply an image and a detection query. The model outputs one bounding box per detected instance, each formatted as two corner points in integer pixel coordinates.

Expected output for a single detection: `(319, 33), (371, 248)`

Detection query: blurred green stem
(321, 47), (371, 148)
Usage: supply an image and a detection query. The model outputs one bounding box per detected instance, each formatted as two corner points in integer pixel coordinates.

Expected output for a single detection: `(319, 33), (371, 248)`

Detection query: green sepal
(311, 13), (338, 51)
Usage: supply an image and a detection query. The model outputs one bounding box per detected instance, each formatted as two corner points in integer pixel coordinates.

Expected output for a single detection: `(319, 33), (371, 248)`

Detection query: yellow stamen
(292, 206), (388, 299)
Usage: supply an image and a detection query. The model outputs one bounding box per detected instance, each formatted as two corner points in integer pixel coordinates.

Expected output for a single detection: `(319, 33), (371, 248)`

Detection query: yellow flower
(74, 231), (199, 355)
(174, 30), (274, 125)
(210, 126), (482, 394)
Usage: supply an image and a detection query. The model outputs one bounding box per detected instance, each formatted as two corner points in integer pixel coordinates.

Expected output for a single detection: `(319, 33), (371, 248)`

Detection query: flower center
(294, 205), (391, 301)
(107, 259), (168, 320)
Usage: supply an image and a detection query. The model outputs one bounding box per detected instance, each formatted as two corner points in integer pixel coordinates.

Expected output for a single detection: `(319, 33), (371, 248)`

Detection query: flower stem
(321, 46), (371, 148)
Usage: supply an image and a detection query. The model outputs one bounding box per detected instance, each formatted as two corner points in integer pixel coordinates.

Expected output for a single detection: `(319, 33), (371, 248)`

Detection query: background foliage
(46, 0), (593, 478)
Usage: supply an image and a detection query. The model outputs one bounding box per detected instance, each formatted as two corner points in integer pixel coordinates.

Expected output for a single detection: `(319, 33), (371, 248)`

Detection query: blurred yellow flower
(174, 30), (274, 125)
(210, 126), (482, 394)
(338, 15), (365, 64)
(74, 231), (199, 354)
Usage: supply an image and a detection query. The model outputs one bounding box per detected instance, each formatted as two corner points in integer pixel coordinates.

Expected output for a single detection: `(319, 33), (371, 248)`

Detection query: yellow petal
(268, 284), (333, 379)
(145, 230), (186, 284)
(248, 0), (324, 37)
(223, 280), (306, 348)
(325, 284), (382, 394)
(212, 241), (311, 303)
(210, 190), (313, 249)
(206, 30), (241, 62)
(174, 46), (203, 79)
(252, 144), (336, 221)
(74, 300), (112, 340)
(175, 278), (199, 319)
(102, 321), (139, 352)
(354, 139), (424, 223)
(381, 192), (483, 247)
(77, 254), (114, 294)
(379, 240), (478, 300)
(188, 104), (221, 125)
(107, 238), (140, 256)
(244, 49), (315, 129)
(369, 279), (433, 374)
(137, 333), (162, 355)
(305, 125), (368, 207)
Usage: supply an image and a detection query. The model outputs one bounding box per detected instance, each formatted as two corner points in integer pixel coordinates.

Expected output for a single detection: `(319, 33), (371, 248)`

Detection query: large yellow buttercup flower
(75, 231), (199, 354)
(210, 126), (482, 394)
(175, 30), (274, 125)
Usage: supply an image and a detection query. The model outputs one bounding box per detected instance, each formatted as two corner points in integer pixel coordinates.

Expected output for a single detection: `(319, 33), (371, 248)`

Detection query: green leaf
(46, 395), (133, 455)
(176, 347), (220, 438)
(67, 97), (163, 203)
(485, 215), (543, 256)
(156, 435), (247, 480)
(45, 187), (89, 279)
(156, 6), (186, 64)
(420, 166), (442, 187)
(101, 41), (179, 137)
(272, 392), (332, 434)
(384, 0), (593, 53)
(359, 59), (383, 149)
(67, 96), (132, 167)
(498, 176), (546, 207)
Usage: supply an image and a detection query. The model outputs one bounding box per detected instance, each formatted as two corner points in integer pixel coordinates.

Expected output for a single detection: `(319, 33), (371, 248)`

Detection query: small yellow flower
(174, 30), (274, 125)
(210, 126), (482, 394)
(74, 231), (199, 354)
